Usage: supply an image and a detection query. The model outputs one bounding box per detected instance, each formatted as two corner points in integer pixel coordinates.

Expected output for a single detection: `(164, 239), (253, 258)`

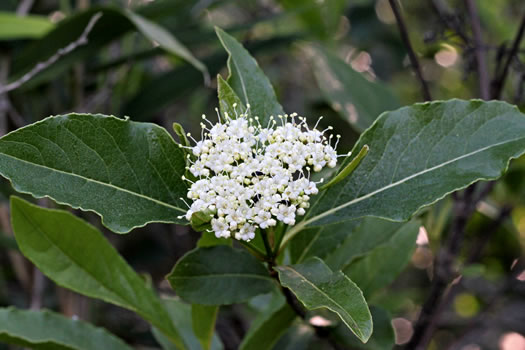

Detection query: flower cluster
(180, 105), (342, 241)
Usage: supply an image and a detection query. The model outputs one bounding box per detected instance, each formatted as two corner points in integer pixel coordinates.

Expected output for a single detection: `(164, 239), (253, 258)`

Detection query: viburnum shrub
(2, 27), (525, 350)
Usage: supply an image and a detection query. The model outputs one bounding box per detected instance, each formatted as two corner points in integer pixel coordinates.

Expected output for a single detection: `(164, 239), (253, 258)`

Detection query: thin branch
(16, 0), (34, 15)
(0, 13), (103, 94)
(491, 12), (525, 99)
(389, 0), (432, 101)
(429, 0), (470, 45)
(465, 0), (490, 99)
(514, 71), (525, 104)
(405, 184), (481, 350)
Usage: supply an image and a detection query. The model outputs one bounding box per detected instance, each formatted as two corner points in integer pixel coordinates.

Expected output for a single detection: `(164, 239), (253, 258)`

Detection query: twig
(0, 13), (103, 94)
(514, 72), (525, 104)
(491, 12), (525, 99)
(465, 0), (490, 100)
(429, 0), (470, 45)
(446, 258), (524, 350)
(30, 268), (46, 310)
(389, 0), (432, 101)
(405, 185), (480, 350)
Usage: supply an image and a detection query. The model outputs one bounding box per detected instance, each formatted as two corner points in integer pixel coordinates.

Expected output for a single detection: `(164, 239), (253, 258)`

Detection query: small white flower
(182, 109), (340, 241)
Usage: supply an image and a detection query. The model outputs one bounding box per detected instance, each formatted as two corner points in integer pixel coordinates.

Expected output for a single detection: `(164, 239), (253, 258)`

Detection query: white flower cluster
(180, 105), (342, 241)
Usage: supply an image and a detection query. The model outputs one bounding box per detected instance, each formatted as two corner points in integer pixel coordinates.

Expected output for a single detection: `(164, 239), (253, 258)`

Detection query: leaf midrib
(14, 201), (181, 344)
(279, 266), (363, 338)
(299, 134), (525, 232)
(0, 152), (185, 213)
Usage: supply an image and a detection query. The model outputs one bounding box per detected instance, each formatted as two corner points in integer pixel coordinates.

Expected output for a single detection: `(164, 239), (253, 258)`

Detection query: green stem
(272, 223), (286, 257)
(261, 230), (274, 259)
(239, 240), (266, 260)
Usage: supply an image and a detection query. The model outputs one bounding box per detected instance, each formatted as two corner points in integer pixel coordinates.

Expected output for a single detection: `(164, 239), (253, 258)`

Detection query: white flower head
(182, 106), (341, 241)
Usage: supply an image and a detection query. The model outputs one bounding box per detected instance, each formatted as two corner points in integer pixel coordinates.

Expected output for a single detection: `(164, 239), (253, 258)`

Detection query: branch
(0, 13), (103, 95)
(465, 0), (490, 100)
(389, 0), (432, 101)
(405, 185), (480, 350)
(491, 12), (525, 99)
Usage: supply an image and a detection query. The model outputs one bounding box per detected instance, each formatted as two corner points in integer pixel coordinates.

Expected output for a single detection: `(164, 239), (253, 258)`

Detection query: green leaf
(289, 221), (361, 264)
(0, 12), (54, 40)
(284, 100), (525, 245)
(167, 245), (276, 305)
(192, 304), (219, 350)
(240, 294), (296, 350)
(319, 145), (369, 191)
(309, 46), (400, 133)
(173, 122), (191, 147)
(275, 258), (372, 343)
(343, 220), (420, 296)
(215, 27), (284, 126)
(217, 74), (245, 120)
(272, 324), (317, 350)
(152, 298), (223, 350)
(333, 306), (395, 350)
(197, 231), (232, 248)
(0, 307), (132, 350)
(124, 9), (209, 83)
(10, 196), (187, 350)
(324, 218), (413, 271)
(0, 114), (188, 233)
(190, 209), (216, 232)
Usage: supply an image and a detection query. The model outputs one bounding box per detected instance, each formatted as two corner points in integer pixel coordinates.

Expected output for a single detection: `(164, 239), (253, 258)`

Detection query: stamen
(322, 126), (333, 134)
(215, 107), (222, 123)
(313, 116), (323, 130)
(179, 197), (191, 208)
(334, 135), (341, 150)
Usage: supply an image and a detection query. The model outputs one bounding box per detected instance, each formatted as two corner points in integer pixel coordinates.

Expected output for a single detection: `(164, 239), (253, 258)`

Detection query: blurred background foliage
(0, 0), (525, 349)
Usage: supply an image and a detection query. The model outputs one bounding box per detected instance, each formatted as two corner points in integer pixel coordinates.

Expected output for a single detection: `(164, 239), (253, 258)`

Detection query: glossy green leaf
(167, 245), (276, 305)
(333, 306), (395, 350)
(10, 197), (187, 349)
(240, 294), (296, 350)
(217, 75), (245, 120)
(215, 27), (284, 126)
(0, 12), (54, 40)
(344, 220), (419, 296)
(310, 46), (400, 133)
(0, 307), (132, 350)
(0, 114), (188, 233)
(284, 100), (525, 245)
(275, 258), (372, 343)
(152, 299), (223, 350)
(192, 304), (219, 350)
